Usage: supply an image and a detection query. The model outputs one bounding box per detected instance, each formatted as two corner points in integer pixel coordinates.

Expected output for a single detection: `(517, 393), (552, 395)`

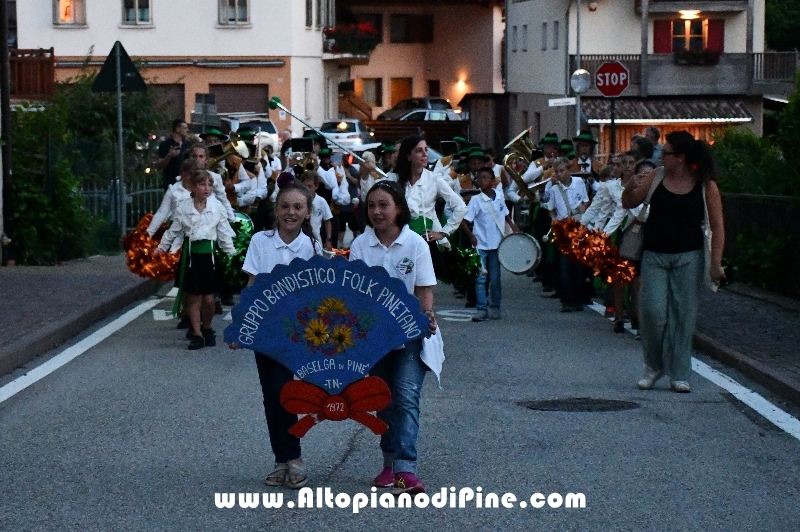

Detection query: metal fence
(80, 173), (164, 233)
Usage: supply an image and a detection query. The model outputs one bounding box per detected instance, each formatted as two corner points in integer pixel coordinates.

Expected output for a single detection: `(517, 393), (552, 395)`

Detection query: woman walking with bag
(621, 131), (725, 393)
(622, 131), (725, 393)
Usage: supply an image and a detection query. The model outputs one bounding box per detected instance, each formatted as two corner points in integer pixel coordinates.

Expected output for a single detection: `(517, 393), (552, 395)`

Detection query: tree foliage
(10, 66), (170, 264)
(766, 0), (800, 52)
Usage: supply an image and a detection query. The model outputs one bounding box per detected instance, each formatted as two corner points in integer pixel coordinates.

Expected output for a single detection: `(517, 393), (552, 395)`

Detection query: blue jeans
(476, 248), (501, 312)
(370, 339), (426, 474)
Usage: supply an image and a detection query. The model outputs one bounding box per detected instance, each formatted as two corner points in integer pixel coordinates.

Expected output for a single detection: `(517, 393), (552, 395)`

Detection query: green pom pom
(440, 246), (481, 290)
(268, 96), (282, 110)
(215, 212), (255, 291)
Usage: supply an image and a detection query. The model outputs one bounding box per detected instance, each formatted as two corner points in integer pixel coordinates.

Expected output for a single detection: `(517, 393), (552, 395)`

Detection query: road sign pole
(115, 42), (125, 239)
(610, 99), (617, 157)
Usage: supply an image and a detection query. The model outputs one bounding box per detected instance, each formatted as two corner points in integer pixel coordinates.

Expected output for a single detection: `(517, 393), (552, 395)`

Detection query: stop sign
(594, 61), (630, 98)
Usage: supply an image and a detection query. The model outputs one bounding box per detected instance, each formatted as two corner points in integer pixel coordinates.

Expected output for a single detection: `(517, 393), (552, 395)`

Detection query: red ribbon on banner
(279, 376), (391, 438)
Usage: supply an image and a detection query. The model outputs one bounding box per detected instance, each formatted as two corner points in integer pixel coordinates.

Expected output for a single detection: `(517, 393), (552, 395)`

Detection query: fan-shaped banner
(224, 255), (428, 394)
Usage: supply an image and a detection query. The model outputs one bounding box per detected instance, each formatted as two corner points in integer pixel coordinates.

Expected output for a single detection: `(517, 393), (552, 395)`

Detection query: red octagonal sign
(595, 61), (630, 98)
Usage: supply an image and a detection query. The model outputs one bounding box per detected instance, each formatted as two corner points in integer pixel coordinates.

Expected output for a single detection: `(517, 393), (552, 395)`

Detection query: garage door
(208, 84), (270, 113)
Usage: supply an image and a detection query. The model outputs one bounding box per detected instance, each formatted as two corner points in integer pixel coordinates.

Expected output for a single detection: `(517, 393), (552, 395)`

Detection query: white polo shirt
(349, 226), (436, 295)
(310, 194), (333, 241)
(242, 229), (322, 276)
(464, 190), (509, 250)
(550, 177), (589, 221)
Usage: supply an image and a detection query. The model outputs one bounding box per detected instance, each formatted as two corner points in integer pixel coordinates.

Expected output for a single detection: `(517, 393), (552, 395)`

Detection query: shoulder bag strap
(481, 195), (506, 234)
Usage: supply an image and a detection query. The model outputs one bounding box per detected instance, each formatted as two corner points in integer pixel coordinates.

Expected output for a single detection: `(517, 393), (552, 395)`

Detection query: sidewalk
(0, 254), (156, 376)
(695, 283), (800, 405)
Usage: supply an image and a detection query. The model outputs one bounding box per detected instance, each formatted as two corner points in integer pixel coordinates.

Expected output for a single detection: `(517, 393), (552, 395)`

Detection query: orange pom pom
(551, 218), (636, 284)
(124, 214), (181, 281)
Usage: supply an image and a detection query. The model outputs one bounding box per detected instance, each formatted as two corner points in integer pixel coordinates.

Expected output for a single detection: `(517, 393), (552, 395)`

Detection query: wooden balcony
(10, 48), (56, 101)
(571, 52), (797, 97)
(635, 0), (748, 14)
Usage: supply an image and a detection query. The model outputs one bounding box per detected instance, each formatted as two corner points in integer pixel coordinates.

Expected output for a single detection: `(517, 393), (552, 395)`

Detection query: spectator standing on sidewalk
(645, 126), (663, 165)
(156, 119), (192, 191)
(622, 131), (725, 393)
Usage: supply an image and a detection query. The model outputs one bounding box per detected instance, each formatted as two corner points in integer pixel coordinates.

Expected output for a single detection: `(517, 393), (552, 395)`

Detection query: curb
(0, 279), (158, 377)
(693, 332), (800, 407)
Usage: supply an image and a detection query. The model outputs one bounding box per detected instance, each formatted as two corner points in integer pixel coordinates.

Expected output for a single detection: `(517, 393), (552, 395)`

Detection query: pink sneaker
(393, 472), (425, 494)
(373, 466), (394, 488)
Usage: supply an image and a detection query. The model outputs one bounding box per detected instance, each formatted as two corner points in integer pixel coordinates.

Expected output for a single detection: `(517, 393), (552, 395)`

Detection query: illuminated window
(219, 0), (248, 25)
(123, 0), (151, 25)
(53, 0), (86, 25)
(672, 19), (705, 51)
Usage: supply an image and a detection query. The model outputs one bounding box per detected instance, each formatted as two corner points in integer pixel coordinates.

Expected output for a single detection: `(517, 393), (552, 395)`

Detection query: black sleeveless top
(643, 180), (704, 254)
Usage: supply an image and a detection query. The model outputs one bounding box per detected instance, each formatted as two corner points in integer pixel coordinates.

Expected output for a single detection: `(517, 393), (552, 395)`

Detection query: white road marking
(692, 359), (800, 441)
(152, 309), (174, 321)
(223, 311), (232, 321)
(165, 287), (179, 298)
(436, 309), (475, 322)
(0, 298), (161, 404)
(589, 302), (800, 442)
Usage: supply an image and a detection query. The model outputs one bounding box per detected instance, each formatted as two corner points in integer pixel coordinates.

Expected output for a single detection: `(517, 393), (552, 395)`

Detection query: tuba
(503, 128), (544, 202)
(289, 151), (319, 174)
(208, 132), (244, 173)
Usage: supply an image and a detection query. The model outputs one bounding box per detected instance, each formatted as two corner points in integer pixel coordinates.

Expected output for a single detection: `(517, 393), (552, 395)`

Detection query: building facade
(505, 0), (796, 155)
(15, 0), (346, 135)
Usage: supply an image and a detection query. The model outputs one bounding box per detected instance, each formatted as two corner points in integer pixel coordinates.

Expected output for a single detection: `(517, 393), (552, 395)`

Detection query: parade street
(2, 271), (799, 531)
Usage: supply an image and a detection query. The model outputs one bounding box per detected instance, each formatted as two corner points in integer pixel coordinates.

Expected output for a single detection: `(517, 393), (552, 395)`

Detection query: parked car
(377, 97), (458, 120)
(219, 113), (280, 151)
(396, 109), (462, 121)
(318, 119), (374, 147)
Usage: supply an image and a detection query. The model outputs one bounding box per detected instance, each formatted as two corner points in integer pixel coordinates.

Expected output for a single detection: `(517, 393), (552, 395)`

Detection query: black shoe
(571, 305), (584, 312)
(185, 329), (193, 339)
(176, 317), (190, 329)
(560, 305), (572, 313)
(630, 319), (640, 331)
(188, 335), (205, 350)
(613, 321), (625, 334)
(202, 328), (216, 347)
(214, 300), (223, 315)
(221, 297), (235, 307)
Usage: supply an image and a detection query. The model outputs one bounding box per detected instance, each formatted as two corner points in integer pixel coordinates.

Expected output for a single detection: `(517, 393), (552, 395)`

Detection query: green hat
(559, 139), (575, 158)
(572, 130), (598, 145)
(318, 147), (333, 157)
(452, 135), (468, 144)
(456, 148), (470, 158)
(466, 149), (487, 161)
(199, 127), (228, 141)
(380, 142), (395, 154)
(455, 161), (467, 173)
(236, 126), (256, 141)
(539, 132), (560, 148)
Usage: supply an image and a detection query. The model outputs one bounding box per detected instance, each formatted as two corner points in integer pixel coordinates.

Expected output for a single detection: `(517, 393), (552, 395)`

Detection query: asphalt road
(2, 272), (799, 531)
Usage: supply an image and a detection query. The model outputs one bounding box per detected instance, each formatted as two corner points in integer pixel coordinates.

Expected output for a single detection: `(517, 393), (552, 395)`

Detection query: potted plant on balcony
(323, 23), (380, 56)
(673, 49), (722, 66)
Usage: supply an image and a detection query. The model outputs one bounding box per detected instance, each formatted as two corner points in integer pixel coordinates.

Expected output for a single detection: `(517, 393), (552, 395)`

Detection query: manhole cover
(518, 398), (640, 412)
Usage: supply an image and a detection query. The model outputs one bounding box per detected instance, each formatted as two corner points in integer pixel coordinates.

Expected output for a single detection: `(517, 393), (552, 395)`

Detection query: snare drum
(497, 233), (542, 274)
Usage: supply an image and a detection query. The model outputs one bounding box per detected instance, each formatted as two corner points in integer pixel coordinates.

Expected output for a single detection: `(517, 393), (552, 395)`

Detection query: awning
(581, 97), (754, 125)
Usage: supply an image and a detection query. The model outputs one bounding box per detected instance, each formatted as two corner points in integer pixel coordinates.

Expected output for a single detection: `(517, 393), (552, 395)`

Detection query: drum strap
(481, 195), (509, 236)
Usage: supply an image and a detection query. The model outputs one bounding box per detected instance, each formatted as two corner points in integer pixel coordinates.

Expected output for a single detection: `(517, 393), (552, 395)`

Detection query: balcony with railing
(570, 52), (797, 97)
(9, 48), (56, 101)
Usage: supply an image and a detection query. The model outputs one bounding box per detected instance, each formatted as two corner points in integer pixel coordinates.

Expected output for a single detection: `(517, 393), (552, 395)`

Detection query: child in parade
(300, 170), (334, 250)
(238, 182), (322, 489)
(156, 169), (236, 349)
(460, 167), (520, 322)
(349, 181), (438, 495)
(546, 157), (589, 312)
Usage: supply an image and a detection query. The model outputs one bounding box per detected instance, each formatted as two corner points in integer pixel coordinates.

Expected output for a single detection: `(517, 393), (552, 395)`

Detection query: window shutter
(653, 20), (671, 53)
(707, 19), (724, 52)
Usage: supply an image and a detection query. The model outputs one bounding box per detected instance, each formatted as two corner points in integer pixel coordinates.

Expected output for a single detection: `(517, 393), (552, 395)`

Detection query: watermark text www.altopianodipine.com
(214, 487), (586, 513)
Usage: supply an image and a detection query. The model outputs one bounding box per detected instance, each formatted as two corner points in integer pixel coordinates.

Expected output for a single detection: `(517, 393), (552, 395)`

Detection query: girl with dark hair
(393, 135), (467, 276)
(622, 130), (725, 393)
(349, 180), (438, 495)
(236, 181), (322, 489)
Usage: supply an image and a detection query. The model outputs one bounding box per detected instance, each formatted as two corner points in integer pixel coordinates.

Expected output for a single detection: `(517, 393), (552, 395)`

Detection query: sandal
(264, 463), (288, 486)
(286, 458), (309, 489)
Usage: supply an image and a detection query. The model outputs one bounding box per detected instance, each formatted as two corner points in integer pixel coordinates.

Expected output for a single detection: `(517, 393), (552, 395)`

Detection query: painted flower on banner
(286, 298), (376, 356)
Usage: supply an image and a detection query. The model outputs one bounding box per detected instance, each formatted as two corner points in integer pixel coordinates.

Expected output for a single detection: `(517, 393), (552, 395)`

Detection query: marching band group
(147, 116), (725, 493)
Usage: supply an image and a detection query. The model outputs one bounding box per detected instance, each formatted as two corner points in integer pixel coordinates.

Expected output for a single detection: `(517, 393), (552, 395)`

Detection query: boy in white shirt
(460, 167), (520, 322)
(300, 171), (333, 250)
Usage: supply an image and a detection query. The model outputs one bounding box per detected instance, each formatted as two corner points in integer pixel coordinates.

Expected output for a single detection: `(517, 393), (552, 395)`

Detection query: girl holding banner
(350, 181), (439, 495)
